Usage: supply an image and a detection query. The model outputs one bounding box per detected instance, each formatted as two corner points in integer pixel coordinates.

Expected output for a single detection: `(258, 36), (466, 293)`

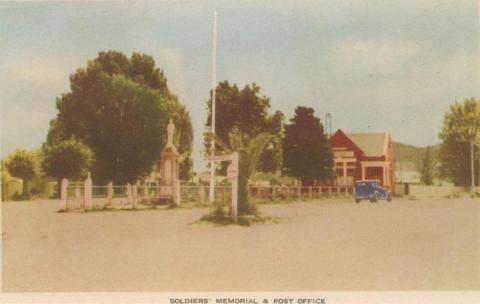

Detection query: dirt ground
(2, 197), (479, 292)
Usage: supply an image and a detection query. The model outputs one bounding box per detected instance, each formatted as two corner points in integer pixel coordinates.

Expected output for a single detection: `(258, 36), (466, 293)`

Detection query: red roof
(330, 129), (390, 157)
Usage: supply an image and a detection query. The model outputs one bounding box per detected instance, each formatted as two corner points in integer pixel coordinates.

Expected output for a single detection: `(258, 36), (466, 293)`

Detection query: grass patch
(252, 195), (353, 205)
(166, 202), (180, 209)
(195, 205), (283, 226)
(59, 203), (158, 213)
(179, 201), (212, 208)
(94, 204), (157, 212)
(445, 190), (461, 199)
(445, 190), (480, 199)
(253, 198), (295, 205)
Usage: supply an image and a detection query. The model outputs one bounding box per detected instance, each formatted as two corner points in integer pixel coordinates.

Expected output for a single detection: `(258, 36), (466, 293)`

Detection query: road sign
(206, 152), (238, 222)
(227, 164), (238, 181)
(208, 154), (234, 162)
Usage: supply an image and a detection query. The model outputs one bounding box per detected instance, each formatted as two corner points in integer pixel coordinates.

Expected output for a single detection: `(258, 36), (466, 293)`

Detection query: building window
(347, 168), (354, 176)
(336, 169), (343, 176)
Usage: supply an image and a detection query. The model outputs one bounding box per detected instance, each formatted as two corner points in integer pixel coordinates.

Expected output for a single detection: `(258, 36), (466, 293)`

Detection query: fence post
(61, 178), (68, 210)
(143, 183), (149, 201)
(309, 186), (312, 199)
(272, 186), (276, 200)
(199, 185), (205, 204)
(107, 181), (113, 206)
(132, 184), (138, 208)
(222, 187), (226, 205)
(127, 183), (132, 204)
(84, 174), (92, 210)
(318, 187), (321, 198)
(75, 185), (80, 209)
(231, 152), (239, 222)
(328, 187), (332, 196)
(174, 179), (180, 206)
(232, 179), (238, 222)
(298, 186), (301, 199)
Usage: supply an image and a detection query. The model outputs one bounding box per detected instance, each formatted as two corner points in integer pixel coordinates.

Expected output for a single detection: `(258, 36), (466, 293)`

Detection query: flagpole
(209, 10), (217, 203)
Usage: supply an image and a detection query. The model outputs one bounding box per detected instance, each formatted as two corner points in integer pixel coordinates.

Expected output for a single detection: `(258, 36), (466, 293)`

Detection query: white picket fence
(60, 177), (180, 211)
(249, 185), (354, 200)
(59, 177), (354, 212)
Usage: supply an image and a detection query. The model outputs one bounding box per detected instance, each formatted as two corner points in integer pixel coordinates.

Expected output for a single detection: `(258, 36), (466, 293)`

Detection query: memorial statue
(158, 117), (179, 203)
(166, 118), (175, 148)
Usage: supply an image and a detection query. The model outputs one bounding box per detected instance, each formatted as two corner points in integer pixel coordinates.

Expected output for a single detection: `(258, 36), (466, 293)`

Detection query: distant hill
(393, 142), (419, 163)
(393, 142), (440, 183)
(393, 142), (440, 163)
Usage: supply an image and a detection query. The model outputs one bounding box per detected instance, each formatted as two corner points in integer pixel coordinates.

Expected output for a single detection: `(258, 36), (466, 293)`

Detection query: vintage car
(354, 180), (392, 203)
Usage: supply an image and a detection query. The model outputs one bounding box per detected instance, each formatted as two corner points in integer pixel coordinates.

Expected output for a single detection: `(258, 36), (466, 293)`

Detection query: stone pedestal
(159, 146), (179, 200)
(157, 118), (180, 203)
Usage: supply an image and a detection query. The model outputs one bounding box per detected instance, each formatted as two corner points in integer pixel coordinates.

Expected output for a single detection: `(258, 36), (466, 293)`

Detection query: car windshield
(356, 181), (377, 187)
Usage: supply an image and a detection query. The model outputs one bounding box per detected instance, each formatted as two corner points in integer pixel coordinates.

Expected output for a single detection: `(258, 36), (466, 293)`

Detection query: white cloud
(329, 51), (480, 146)
(0, 57), (84, 156)
(328, 39), (422, 76)
(9, 62), (67, 85)
(0, 50), (192, 158)
(4, 58), (81, 90)
(156, 48), (188, 99)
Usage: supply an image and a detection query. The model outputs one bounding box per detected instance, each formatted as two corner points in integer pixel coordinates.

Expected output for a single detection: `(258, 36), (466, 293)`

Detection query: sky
(1, 0), (479, 171)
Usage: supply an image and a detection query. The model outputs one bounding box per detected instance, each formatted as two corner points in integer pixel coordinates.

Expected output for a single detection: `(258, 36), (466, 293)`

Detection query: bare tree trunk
(471, 141), (475, 193)
(22, 179), (29, 198)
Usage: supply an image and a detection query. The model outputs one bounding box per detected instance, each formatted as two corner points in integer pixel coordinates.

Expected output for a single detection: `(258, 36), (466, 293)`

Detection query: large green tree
(283, 107), (334, 184)
(47, 51), (193, 183)
(4, 149), (40, 198)
(438, 98), (480, 186)
(205, 81), (284, 173)
(41, 138), (94, 188)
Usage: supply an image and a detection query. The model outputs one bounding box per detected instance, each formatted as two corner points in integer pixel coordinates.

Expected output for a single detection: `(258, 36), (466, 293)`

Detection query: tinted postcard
(1, 1), (479, 303)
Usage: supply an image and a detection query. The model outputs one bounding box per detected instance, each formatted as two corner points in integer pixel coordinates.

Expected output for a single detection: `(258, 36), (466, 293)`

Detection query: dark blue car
(355, 180), (392, 203)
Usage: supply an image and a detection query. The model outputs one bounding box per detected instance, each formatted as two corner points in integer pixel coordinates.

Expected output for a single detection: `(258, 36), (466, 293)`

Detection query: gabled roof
(329, 129), (364, 156)
(347, 133), (388, 157)
(330, 129), (390, 157)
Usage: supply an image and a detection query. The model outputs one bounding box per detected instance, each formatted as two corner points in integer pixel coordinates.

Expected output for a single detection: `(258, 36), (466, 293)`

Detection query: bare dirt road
(2, 198), (479, 292)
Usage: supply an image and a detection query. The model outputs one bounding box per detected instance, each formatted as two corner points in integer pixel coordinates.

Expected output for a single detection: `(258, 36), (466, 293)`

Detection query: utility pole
(209, 10), (218, 203)
(325, 113), (332, 138)
(471, 141), (475, 193)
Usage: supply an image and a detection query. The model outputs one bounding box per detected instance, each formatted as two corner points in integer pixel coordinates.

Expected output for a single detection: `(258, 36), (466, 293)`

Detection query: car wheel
(387, 194), (392, 202)
(355, 199), (361, 203)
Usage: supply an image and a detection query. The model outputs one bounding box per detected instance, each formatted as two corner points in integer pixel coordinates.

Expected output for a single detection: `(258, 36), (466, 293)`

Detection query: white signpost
(208, 152), (238, 222)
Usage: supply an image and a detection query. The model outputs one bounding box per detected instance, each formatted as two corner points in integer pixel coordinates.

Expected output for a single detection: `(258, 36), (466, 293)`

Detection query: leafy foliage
(41, 138), (94, 183)
(1, 160), (12, 182)
(208, 130), (274, 215)
(205, 81), (284, 173)
(47, 51), (193, 183)
(438, 98), (480, 186)
(414, 146), (437, 185)
(4, 149), (40, 197)
(283, 107), (334, 183)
